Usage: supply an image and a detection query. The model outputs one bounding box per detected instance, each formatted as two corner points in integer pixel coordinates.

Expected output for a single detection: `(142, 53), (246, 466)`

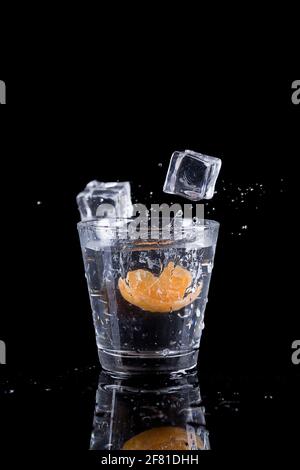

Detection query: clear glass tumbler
(78, 218), (219, 374)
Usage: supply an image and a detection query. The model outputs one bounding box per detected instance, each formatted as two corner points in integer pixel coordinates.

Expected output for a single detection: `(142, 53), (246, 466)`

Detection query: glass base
(98, 349), (199, 375)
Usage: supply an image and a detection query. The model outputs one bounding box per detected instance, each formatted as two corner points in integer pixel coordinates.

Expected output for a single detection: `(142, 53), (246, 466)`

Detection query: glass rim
(77, 218), (220, 231)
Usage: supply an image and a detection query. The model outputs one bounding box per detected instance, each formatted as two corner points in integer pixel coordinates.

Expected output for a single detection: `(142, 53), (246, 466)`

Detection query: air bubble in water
(177, 311), (190, 319)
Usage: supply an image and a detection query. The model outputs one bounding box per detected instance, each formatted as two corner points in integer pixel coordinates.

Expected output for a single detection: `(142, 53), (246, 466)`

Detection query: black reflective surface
(1, 364), (299, 450)
(0, 77), (299, 452)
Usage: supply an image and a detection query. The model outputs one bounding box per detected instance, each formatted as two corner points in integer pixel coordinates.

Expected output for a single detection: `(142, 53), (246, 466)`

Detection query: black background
(0, 75), (299, 453)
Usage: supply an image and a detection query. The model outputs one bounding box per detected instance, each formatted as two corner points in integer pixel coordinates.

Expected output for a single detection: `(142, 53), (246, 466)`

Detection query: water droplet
(162, 349), (170, 356)
(177, 311), (189, 318)
(36, 201), (42, 205)
(175, 209), (183, 217)
(158, 163), (163, 167)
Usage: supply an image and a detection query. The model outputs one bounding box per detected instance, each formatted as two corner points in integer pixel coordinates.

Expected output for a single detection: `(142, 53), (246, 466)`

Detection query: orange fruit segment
(122, 426), (204, 450)
(118, 262), (202, 313)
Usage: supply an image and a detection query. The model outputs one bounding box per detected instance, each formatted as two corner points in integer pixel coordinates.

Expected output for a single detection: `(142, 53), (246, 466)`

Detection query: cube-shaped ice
(163, 150), (222, 201)
(76, 180), (133, 220)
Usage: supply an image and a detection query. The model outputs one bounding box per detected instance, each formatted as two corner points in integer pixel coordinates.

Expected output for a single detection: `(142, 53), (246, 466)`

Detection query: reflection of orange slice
(118, 262), (202, 313)
(122, 426), (204, 450)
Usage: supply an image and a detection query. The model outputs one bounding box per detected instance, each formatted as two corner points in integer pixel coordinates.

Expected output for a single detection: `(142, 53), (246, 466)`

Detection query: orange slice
(118, 262), (202, 313)
(122, 426), (204, 450)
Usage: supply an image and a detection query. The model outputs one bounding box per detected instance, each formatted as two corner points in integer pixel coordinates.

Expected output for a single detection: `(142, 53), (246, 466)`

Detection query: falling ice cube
(163, 150), (222, 201)
(76, 180), (133, 220)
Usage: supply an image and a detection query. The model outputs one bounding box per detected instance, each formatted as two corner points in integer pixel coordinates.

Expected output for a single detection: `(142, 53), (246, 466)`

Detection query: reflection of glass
(78, 219), (219, 373)
(90, 371), (210, 450)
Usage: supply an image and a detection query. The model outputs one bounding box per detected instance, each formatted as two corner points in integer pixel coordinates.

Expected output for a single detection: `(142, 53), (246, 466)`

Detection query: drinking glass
(78, 218), (219, 374)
